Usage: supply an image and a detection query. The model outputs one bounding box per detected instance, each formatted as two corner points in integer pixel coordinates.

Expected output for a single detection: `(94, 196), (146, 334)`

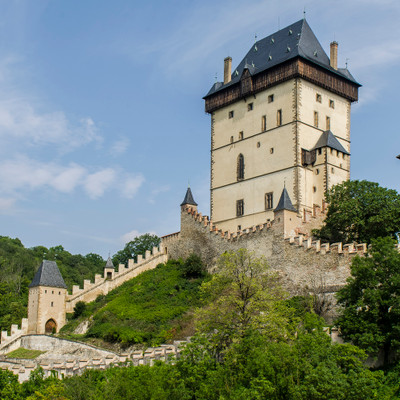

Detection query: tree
(336, 237), (400, 366)
(196, 249), (289, 352)
(180, 254), (206, 279)
(112, 234), (160, 266)
(313, 180), (400, 244)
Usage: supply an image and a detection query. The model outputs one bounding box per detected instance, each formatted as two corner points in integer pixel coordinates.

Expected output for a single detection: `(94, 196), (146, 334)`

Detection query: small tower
(104, 256), (115, 280)
(180, 186), (198, 212)
(28, 260), (67, 334)
(273, 187), (301, 237)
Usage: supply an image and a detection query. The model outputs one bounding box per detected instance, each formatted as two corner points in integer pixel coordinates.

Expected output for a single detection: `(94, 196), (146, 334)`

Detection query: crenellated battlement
(65, 247), (168, 313)
(0, 319), (28, 351)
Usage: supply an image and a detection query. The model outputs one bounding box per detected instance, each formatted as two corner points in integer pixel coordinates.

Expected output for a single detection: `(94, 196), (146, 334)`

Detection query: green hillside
(60, 257), (208, 347)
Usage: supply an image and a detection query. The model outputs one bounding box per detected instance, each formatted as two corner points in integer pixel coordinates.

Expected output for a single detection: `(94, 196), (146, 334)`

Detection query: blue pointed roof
(274, 187), (297, 212)
(105, 256), (115, 270)
(312, 130), (350, 155)
(29, 260), (67, 289)
(180, 187), (197, 206)
(205, 19), (360, 98)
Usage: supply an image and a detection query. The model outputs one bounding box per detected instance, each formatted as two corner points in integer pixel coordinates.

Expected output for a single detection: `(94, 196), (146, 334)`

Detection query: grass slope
(61, 258), (208, 347)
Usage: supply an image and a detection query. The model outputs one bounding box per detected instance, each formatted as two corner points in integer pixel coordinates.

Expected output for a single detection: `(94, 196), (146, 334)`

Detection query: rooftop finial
(214, 72), (218, 83)
(254, 33), (257, 43)
(345, 58), (349, 69)
(303, 6), (306, 20)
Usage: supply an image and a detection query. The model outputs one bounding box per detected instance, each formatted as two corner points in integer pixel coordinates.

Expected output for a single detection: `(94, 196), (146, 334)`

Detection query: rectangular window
(277, 109), (282, 126)
(230, 136), (234, 143)
(268, 94), (274, 103)
(316, 93), (322, 103)
(229, 110), (234, 118)
(247, 102), (253, 111)
(236, 199), (244, 217)
(265, 192), (273, 210)
(329, 100), (335, 109)
(314, 111), (319, 128)
(239, 131), (244, 140)
(326, 116), (331, 130)
(261, 115), (266, 132)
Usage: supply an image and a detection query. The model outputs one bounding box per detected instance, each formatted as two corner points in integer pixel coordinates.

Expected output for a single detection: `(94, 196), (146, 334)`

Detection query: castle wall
(166, 207), (367, 295)
(65, 249), (168, 313)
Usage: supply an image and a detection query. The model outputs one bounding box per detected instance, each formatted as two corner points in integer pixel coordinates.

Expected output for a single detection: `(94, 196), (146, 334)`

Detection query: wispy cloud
(0, 156), (144, 200)
(149, 185), (170, 204)
(110, 137), (130, 156)
(121, 229), (157, 244)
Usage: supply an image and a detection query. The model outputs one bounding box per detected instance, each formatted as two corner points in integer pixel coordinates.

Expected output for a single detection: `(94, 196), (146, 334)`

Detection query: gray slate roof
(312, 130), (350, 155)
(274, 187), (297, 212)
(29, 260), (67, 289)
(181, 187), (198, 206)
(205, 19), (359, 97)
(105, 256), (115, 269)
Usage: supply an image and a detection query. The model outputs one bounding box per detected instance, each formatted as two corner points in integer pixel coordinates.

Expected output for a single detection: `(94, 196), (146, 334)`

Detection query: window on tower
(229, 110), (234, 118)
(329, 100), (335, 109)
(239, 131), (244, 140)
(314, 111), (319, 128)
(261, 115), (267, 131)
(277, 109), (282, 126)
(237, 154), (245, 181)
(247, 102), (253, 111)
(236, 199), (244, 217)
(265, 192), (273, 210)
(326, 116), (331, 130)
(316, 93), (322, 103)
(268, 94), (274, 103)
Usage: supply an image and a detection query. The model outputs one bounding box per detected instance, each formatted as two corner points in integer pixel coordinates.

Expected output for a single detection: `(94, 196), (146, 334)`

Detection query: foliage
(180, 254), (206, 279)
(0, 236), (105, 333)
(72, 301), (86, 319)
(80, 259), (208, 346)
(112, 234), (160, 266)
(196, 249), (289, 353)
(6, 348), (45, 359)
(313, 180), (400, 244)
(336, 237), (400, 366)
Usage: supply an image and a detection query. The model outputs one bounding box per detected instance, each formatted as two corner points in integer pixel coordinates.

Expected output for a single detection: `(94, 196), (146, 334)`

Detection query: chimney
(330, 41), (338, 70)
(224, 57), (232, 84)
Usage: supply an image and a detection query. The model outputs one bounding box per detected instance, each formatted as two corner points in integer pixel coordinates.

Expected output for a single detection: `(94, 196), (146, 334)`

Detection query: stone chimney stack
(330, 41), (338, 70)
(224, 57), (232, 84)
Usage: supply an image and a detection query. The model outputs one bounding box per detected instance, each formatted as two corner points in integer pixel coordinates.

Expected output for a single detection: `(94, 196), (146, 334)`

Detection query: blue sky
(0, 0), (399, 257)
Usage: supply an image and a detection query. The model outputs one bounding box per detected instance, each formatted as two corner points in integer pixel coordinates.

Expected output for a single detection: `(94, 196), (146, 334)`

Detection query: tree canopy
(112, 233), (160, 266)
(313, 180), (400, 244)
(336, 237), (400, 366)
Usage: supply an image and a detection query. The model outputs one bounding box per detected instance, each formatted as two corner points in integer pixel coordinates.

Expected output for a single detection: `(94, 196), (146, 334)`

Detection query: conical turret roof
(105, 256), (115, 269)
(180, 187), (197, 206)
(29, 260), (67, 289)
(274, 187), (297, 212)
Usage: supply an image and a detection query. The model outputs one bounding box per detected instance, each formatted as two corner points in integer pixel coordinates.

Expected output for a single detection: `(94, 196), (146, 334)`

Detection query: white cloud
(84, 168), (116, 199)
(110, 137), (130, 156)
(121, 229), (157, 244)
(122, 174), (145, 199)
(0, 156), (144, 201)
(0, 197), (15, 212)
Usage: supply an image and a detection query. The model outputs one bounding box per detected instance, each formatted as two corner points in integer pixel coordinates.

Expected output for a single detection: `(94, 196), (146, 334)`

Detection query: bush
(181, 254), (206, 279)
(73, 301), (86, 319)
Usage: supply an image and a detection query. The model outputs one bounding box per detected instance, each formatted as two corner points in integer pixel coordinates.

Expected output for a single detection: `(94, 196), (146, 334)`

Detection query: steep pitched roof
(312, 130), (350, 155)
(180, 187), (198, 206)
(105, 256), (115, 270)
(274, 187), (297, 212)
(205, 19), (359, 97)
(29, 260), (67, 289)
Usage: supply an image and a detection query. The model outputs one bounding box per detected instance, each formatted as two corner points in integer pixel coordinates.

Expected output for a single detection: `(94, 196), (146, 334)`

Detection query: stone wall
(66, 249), (168, 313)
(164, 206), (371, 295)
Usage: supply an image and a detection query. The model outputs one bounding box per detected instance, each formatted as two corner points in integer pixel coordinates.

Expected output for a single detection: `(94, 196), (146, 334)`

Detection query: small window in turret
(326, 116), (331, 130)
(261, 115), (266, 131)
(277, 110), (282, 126)
(239, 131), (244, 140)
(316, 93), (322, 103)
(314, 111), (319, 128)
(329, 100), (335, 109)
(229, 110), (234, 118)
(247, 103), (253, 111)
(268, 94), (274, 103)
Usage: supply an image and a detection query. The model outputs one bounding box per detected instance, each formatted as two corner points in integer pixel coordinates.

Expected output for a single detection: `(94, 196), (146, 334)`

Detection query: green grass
(6, 347), (46, 359)
(61, 259), (209, 347)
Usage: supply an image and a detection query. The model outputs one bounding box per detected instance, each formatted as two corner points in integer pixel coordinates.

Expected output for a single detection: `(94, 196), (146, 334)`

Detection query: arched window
(237, 154), (244, 181)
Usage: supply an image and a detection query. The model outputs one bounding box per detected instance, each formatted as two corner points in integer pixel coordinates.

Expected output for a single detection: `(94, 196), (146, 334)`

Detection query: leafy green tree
(112, 233), (160, 266)
(196, 249), (289, 353)
(336, 237), (400, 366)
(73, 301), (87, 319)
(313, 180), (400, 244)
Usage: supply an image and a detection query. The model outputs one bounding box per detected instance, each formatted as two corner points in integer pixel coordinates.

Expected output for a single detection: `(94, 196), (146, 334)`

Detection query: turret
(104, 256), (115, 280)
(273, 187), (301, 237)
(27, 260), (67, 334)
(180, 186), (198, 212)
